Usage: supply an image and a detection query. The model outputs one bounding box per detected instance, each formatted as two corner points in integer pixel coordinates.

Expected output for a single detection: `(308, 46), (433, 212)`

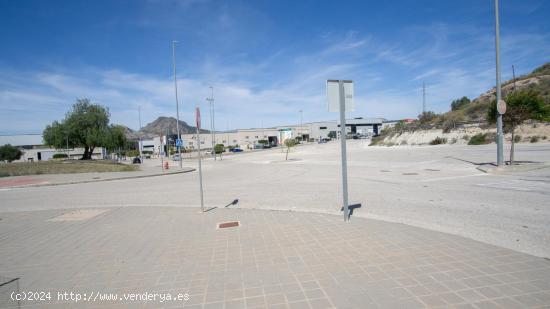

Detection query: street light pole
(206, 86), (215, 160)
(299, 109), (303, 141)
(172, 40), (183, 168)
(138, 105), (143, 162)
(494, 0), (504, 166)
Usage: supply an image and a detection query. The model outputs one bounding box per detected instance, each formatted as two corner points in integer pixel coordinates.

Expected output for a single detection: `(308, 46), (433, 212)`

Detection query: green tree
(43, 99), (125, 160)
(487, 90), (549, 164)
(451, 96), (471, 111)
(0, 144), (22, 162)
(327, 131), (337, 139)
(284, 138), (298, 160)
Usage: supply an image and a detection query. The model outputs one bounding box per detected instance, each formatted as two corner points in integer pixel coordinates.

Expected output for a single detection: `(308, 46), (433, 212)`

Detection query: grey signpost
(327, 79), (354, 222)
(196, 107), (205, 212)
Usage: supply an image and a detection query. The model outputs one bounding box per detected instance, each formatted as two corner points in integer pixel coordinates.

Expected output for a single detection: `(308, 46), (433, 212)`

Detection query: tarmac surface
(1, 141), (550, 308)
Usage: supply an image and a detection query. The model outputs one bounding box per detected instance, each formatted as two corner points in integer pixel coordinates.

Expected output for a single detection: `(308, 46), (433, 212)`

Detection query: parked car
(230, 148), (243, 152)
(132, 157), (141, 164)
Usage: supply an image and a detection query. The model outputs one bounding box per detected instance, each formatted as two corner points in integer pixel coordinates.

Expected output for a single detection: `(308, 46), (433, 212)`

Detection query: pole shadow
(341, 203), (362, 220)
(203, 199), (239, 213)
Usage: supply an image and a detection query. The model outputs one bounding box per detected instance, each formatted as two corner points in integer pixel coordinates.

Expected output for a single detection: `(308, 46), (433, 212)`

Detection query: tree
(0, 144), (22, 162)
(487, 90), (549, 164)
(43, 99), (126, 160)
(327, 131), (337, 139)
(451, 96), (471, 111)
(418, 111), (437, 124)
(284, 138), (298, 160)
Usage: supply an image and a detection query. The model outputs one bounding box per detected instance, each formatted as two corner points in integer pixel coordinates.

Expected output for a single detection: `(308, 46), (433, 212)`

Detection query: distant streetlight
(206, 86), (216, 160)
(172, 40), (183, 168)
(138, 105), (143, 162)
(299, 109), (303, 141)
(494, 0), (504, 166)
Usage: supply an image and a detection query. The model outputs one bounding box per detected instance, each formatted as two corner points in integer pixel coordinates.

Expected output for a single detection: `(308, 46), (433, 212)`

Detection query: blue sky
(1, 0), (549, 134)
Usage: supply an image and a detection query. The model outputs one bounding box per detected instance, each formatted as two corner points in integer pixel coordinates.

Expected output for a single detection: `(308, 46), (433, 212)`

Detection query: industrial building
(0, 134), (106, 162)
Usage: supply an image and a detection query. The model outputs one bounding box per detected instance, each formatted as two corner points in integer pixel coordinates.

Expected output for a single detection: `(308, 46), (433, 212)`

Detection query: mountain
(121, 117), (210, 140)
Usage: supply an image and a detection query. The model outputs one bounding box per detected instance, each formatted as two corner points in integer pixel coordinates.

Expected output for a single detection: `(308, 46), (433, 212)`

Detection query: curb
(3, 168), (196, 189)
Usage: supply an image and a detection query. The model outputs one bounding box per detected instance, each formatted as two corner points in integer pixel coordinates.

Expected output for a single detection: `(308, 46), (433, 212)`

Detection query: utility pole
(512, 65), (517, 91)
(299, 109), (303, 141)
(422, 82), (426, 114)
(138, 105), (143, 162)
(172, 40), (183, 168)
(206, 86), (216, 160)
(494, 0), (504, 166)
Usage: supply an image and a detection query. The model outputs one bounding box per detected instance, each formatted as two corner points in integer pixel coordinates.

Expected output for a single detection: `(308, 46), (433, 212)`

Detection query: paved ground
(1, 207), (549, 308)
(1, 142), (549, 257)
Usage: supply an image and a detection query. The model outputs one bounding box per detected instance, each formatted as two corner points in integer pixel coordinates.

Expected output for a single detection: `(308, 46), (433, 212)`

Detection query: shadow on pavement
(203, 199), (239, 213)
(341, 203), (362, 220)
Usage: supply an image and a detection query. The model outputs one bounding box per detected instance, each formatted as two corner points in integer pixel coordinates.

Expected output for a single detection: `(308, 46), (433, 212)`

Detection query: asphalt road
(1, 142), (549, 258)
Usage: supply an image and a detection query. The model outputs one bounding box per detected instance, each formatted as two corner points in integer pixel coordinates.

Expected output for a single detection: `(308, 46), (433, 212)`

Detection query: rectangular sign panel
(327, 80), (354, 112)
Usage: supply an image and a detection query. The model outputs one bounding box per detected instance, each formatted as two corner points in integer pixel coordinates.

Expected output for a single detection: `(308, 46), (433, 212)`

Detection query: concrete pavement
(1, 207), (549, 308)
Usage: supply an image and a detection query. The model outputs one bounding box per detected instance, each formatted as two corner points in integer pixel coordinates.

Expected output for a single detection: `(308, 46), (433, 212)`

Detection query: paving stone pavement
(1, 207), (549, 308)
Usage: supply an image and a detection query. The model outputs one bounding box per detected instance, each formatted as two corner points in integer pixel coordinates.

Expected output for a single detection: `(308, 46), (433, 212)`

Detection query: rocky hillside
(121, 116), (209, 140)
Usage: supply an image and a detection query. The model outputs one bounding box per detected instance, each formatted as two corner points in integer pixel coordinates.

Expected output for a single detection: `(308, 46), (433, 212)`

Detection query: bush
(429, 137), (447, 145)
(126, 150), (140, 157)
(514, 135), (522, 143)
(0, 144), (23, 162)
(450, 138), (458, 144)
(142, 150), (153, 155)
(369, 136), (384, 146)
(468, 133), (490, 145)
(257, 140), (268, 145)
(214, 144), (224, 154)
(530, 136), (539, 143)
(52, 153), (68, 159)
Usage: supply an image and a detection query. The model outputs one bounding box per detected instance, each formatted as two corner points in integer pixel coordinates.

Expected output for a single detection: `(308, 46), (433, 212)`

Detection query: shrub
(450, 138), (458, 144)
(429, 137), (447, 145)
(400, 140), (408, 145)
(52, 153), (68, 159)
(530, 136), (539, 143)
(463, 135), (470, 140)
(257, 140), (268, 145)
(514, 135), (521, 143)
(214, 144), (225, 154)
(126, 150), (140, 157)
(542, 136), (548, 140)
(468, 133), (490, 145)
(0, 144), (23, 162)
(369, 136), (384, 146)
(142, 150), (153, 155)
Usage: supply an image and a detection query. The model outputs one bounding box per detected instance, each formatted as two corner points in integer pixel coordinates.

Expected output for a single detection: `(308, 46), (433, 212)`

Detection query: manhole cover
(217, 221), (240, 229)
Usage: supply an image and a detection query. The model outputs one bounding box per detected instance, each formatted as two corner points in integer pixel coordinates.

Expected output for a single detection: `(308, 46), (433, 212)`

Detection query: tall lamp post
(138, 105), (143, 162)
(494, 0), (504, 166)
(172, 41), (183, 168)
(299, 109), (303, 141)
(206, 86), (216, 160)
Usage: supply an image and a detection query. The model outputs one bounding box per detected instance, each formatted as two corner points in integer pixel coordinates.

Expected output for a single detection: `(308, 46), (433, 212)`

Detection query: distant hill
(472, 62), (550, 107)
(121, 116), (209, 140)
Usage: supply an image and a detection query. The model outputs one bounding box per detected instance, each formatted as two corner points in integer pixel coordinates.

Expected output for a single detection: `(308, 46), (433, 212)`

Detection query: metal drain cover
(217, 221), (240, 229)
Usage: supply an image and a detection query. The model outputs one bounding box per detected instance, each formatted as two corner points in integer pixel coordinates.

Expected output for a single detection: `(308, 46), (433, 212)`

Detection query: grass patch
(0, 160), (139, 177)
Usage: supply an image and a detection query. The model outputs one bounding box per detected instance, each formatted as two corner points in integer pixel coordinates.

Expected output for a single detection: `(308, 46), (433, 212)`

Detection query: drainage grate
(218, 221), (240, 229)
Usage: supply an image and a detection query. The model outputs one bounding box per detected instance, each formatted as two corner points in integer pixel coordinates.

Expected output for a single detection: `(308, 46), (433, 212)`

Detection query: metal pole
(338, 81), (349, 222)
(422, 82), (426, 114)
(299, 110), (303, 141)
(172, 41), (183, 168)
(207, 86), (215, 160)
(196, 121), (205, 212)
(512, 65), (517, 91)
(138, 105), (143, 162)
(494, 0), (504, 166)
